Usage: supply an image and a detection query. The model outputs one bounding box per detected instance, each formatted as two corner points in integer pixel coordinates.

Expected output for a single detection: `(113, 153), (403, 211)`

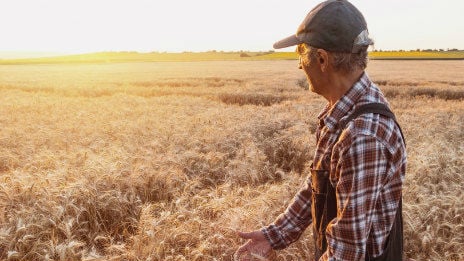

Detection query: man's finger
(234, 242), (251, 261)
(235, 243), (248, 254)
(237, 230), (263, 240)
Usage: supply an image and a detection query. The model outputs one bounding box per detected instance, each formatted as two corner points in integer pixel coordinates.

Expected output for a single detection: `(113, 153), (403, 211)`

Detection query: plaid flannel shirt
(261, 73), (406, 260)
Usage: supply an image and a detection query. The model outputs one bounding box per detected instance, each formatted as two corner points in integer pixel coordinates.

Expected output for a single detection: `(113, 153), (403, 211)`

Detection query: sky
(0, 0), (463, 57)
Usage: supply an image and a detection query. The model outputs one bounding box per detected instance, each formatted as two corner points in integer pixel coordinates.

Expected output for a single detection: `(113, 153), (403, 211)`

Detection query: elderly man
(235, 0), (407, 260)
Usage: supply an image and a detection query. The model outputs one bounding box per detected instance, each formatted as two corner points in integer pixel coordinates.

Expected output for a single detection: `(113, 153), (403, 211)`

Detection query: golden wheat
(0, 60), (463, 260)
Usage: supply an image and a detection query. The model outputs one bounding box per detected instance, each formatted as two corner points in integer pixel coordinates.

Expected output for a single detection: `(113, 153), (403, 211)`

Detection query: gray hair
(301, 43), (372, 73)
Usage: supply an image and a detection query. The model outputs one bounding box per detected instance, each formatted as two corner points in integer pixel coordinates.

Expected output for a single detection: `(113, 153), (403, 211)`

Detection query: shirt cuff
(261, 224), (288, 250)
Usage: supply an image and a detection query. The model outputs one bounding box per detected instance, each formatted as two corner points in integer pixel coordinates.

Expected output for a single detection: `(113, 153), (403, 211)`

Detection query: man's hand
(234, 230), (274, 261)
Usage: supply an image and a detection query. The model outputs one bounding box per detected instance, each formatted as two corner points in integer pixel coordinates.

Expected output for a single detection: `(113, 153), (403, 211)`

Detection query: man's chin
(309, 85), (319, 94)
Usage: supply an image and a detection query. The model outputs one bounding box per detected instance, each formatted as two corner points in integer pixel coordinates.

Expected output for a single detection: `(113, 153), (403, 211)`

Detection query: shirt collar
(318, 72), (371, 131)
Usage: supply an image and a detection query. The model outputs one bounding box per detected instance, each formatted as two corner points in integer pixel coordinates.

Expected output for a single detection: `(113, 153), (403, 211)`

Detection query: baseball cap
(273, 0), (373, 53)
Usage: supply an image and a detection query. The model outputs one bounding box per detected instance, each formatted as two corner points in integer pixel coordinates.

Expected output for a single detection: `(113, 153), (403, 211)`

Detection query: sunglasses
(296, 44), (308, 55)
(296, 44), (308, 69)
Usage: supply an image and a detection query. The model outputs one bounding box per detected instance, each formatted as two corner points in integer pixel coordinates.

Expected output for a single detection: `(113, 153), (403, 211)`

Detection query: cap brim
(273, 35), (302, 49)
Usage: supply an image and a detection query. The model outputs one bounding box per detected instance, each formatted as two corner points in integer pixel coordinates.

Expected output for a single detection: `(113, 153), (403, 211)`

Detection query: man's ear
(317, 49), (329, 72)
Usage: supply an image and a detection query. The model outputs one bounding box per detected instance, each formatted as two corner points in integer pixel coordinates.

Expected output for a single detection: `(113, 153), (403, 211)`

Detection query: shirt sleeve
(261, 177), (313, 250)
(321, 134), (388, 261)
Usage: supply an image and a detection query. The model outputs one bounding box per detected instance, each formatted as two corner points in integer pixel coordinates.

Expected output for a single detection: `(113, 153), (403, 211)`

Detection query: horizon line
(1, 48), (463, 60)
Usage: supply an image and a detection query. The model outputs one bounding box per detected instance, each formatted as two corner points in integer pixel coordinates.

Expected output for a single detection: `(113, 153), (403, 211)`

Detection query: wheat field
(0, 60), (463, 261)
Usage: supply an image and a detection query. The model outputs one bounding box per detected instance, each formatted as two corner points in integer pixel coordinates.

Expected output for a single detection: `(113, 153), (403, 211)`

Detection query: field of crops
(0, 60), (463, 260)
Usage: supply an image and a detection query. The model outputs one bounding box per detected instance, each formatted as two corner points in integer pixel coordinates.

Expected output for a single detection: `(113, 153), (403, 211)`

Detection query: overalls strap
(339, 102), (405, 146)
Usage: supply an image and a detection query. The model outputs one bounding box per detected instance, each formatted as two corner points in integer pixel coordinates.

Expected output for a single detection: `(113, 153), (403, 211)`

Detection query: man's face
(297, 44), (322, 94)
